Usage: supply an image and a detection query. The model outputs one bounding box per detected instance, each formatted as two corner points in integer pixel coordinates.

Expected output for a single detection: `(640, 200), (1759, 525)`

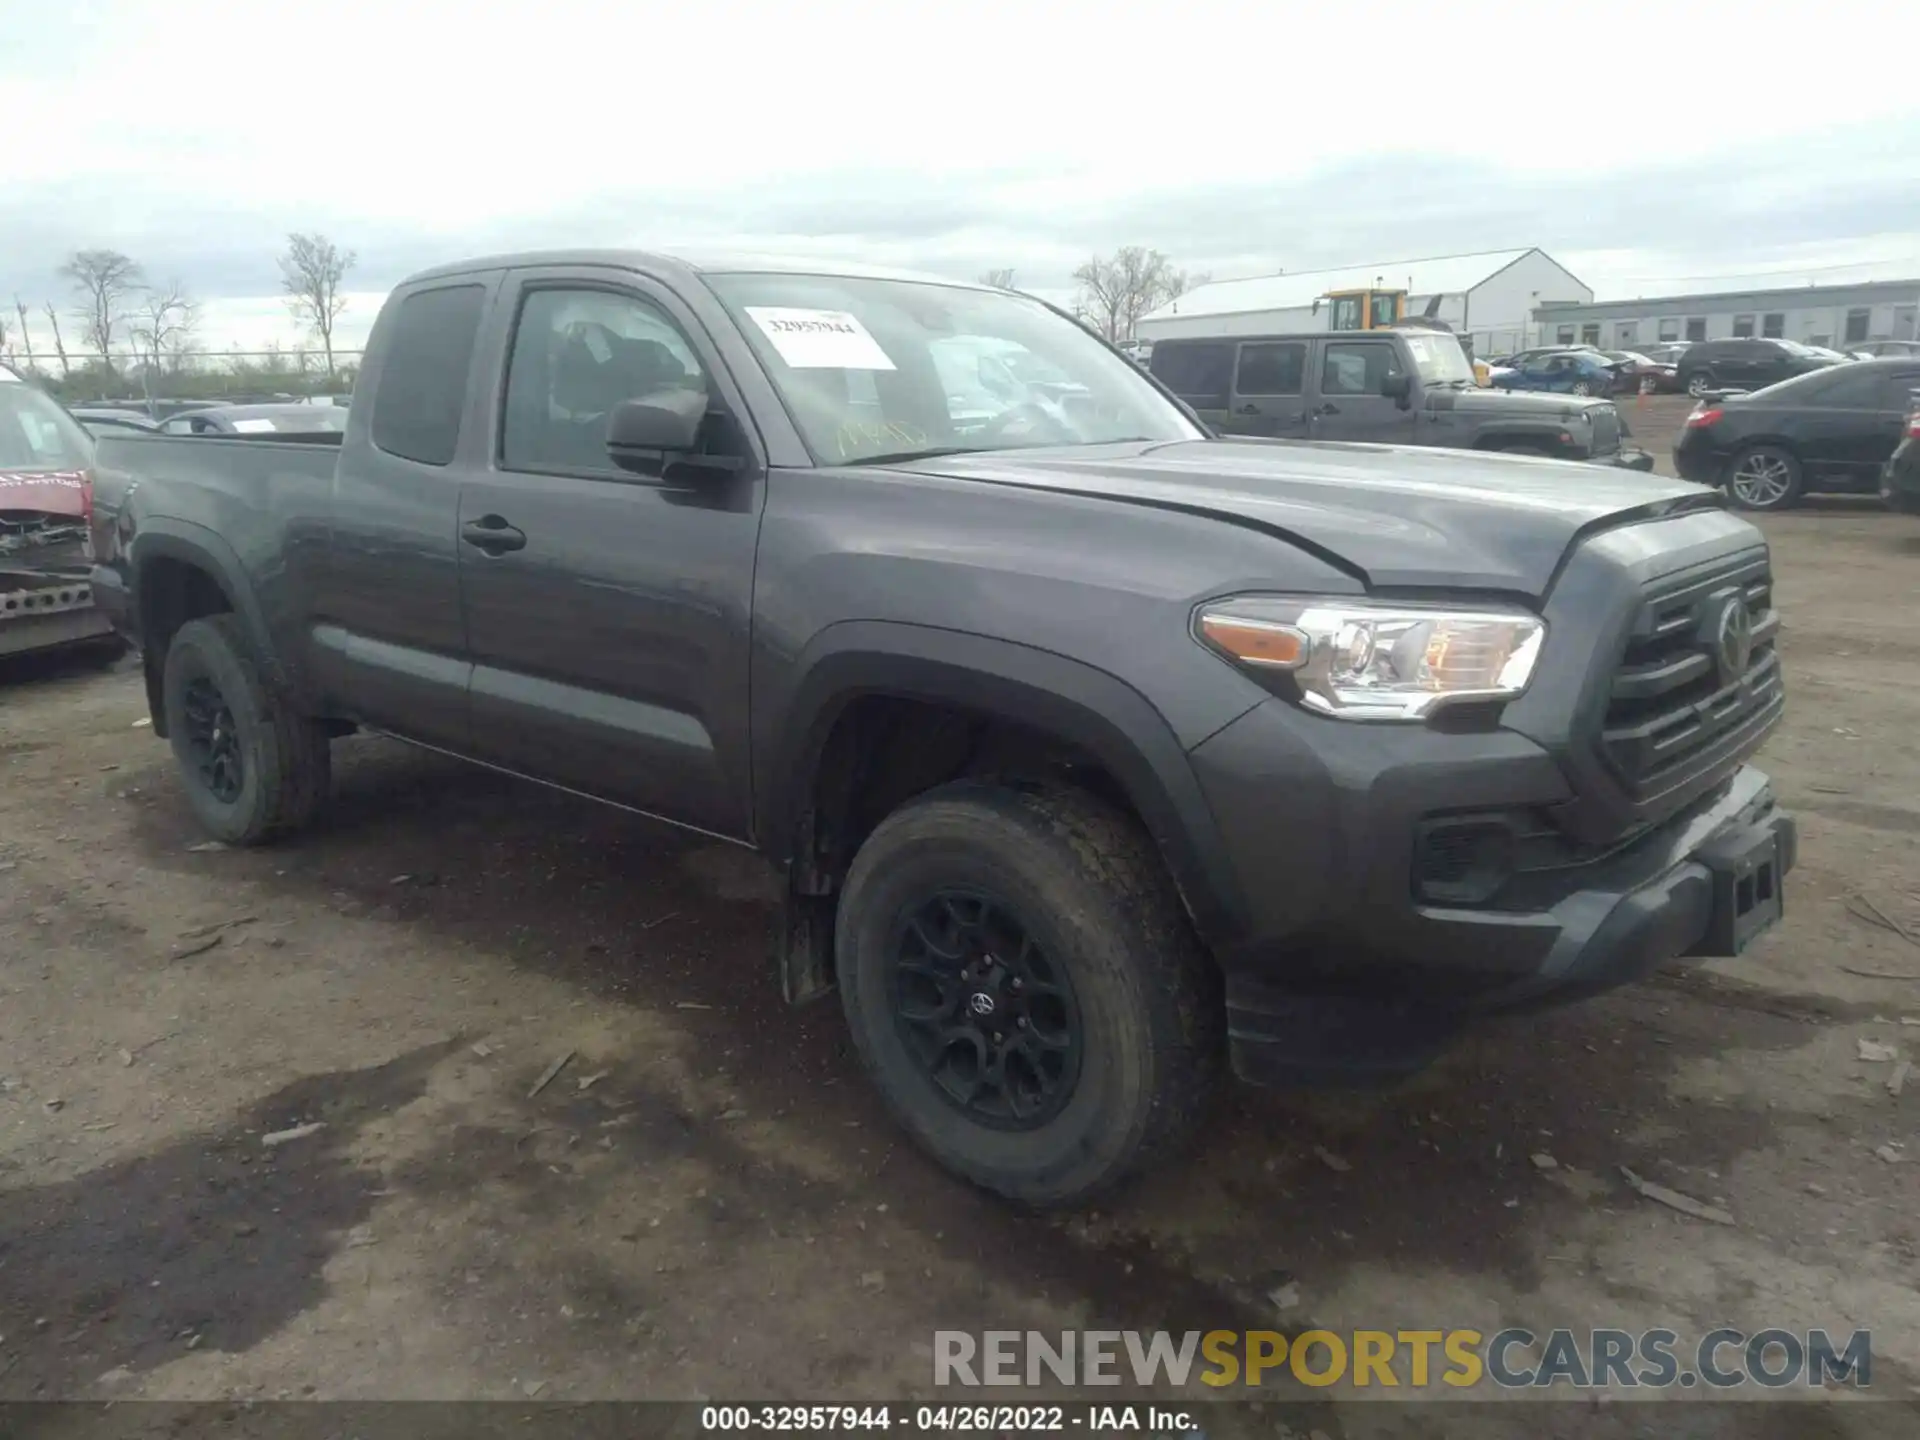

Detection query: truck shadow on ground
(111, 737), (1862, 1400)
(0, 1041), (456, 1398)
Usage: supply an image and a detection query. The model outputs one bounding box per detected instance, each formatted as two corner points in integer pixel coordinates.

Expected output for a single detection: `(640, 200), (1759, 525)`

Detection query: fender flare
(126, 519), (284, 686)
(759, 620), (1250, 948)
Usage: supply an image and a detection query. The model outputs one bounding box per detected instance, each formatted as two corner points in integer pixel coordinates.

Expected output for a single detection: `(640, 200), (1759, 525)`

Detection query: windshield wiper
(842, 445), (987, 468)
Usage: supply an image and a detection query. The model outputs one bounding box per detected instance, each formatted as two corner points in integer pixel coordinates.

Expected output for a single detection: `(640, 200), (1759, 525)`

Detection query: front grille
(1589, 406), (1621, 457)
(1600, 550), (1781, 799)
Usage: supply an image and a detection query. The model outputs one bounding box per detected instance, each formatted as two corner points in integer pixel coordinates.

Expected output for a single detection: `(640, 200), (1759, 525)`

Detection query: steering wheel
(977, 398), (1078, 447)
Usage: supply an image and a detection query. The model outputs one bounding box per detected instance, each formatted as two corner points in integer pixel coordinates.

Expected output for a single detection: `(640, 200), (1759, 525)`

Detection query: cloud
(2, 0), (1916, 353)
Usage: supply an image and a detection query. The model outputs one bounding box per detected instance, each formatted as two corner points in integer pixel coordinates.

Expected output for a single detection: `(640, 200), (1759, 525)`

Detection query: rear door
(1148, 341), (1234, 432)
(1309, 339), (1417, 444)
(1225, 340), (1308, 438)
(1786, 365), (1915, 486)
(307, 278), (496, 749)
(453, 266), (764, 839)
(1726, 341), (1774, 388)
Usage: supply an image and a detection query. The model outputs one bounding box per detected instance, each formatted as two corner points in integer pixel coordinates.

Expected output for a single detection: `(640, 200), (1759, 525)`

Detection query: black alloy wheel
(891, 889), (1083, 1129)
(180, 674), (245, 803)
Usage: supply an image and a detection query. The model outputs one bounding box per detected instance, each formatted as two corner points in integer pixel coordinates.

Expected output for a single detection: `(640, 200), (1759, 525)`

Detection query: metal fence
(2, 348), (365, 403)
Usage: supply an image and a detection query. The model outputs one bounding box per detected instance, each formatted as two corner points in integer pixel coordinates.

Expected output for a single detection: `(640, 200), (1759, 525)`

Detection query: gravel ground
(3, 417), (1918, 1436)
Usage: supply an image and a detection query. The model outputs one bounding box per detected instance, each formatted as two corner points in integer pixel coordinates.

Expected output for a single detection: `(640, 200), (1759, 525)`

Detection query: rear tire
(836, 781), (1221, 1206)
(161, 614), (331, 845)
(1687, 371), (1714, 397)
(1724, 445), (1804, 512)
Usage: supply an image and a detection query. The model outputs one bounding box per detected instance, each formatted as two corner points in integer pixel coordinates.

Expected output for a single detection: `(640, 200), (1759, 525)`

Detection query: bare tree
(980, 267), (1018, 290)
(11, 298), (33, 371)
(42, 302), (71, 377)
(60, 249), (144, 372)
(1072, 247), (1202, 342)
(131, 282), (199, 374)
(279, 232), (355, 375)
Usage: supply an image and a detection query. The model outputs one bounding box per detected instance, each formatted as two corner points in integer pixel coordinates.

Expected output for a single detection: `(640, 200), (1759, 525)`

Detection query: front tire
(1687, 371), (1714, 397)
(836, 782), (1221, 1206)
(162, 614), (331, 845)
(1725, 444), (1804, 512)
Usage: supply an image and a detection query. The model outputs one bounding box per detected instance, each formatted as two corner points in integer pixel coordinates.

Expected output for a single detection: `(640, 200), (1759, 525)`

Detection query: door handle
(1236, 403), (1260, 415)
(462, 515), (526, 555)
(1315, 402), (1341, 416)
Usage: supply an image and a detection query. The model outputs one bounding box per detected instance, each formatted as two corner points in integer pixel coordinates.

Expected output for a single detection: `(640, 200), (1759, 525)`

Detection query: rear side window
(1235, 342), (1305, 397)
(1150, 342), (1233, 408)
(371, 284), (486, 466)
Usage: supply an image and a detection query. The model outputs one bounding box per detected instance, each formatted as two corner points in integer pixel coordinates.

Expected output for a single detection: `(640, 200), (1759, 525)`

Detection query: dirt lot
(4, 410), (1919, 1435)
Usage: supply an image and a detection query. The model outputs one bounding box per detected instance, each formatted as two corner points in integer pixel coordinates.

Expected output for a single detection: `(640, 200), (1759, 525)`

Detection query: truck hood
(893, 438), (1717, 596)
(1443, 387), (1612, 419)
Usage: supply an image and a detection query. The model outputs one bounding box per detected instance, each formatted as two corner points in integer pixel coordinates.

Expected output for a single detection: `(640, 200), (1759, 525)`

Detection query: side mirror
(1381, 373), (1413, 407)
(607, 388), (708, 473)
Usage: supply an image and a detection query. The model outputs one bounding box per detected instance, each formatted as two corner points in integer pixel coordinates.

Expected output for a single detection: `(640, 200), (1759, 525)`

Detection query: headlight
(1194, 596), (1546, 721)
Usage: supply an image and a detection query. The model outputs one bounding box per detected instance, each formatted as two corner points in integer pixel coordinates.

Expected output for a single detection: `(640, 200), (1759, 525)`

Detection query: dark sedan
(1672, 357), (1920, 511)
(1677, 338), (1838, 398)
(154, 402), (347, 437)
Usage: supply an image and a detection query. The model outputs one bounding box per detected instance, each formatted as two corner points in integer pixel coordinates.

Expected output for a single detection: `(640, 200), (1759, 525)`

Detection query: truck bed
(90, 430), (343, 543)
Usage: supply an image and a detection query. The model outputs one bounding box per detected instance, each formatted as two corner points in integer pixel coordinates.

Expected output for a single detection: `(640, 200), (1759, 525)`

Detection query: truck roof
(398, 249), (993, 293)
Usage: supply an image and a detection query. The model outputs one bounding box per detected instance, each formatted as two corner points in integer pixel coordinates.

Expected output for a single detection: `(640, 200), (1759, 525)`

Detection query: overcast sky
(3, 0), (1917, 355)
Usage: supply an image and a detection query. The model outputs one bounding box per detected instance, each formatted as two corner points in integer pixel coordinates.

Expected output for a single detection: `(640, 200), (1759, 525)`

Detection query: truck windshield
(703, 273), (1202, 465)
(1398, 332), (1475, 386)
(0, 373), (94, 471)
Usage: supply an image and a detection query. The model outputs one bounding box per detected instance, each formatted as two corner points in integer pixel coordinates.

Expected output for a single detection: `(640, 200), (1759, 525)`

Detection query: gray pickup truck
(90, 250), (1790, 1205)
(1151, 327), (1655, 468)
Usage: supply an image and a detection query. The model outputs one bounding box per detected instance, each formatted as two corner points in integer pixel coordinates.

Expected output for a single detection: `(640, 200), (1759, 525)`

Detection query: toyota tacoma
(89, 251), (1794, 1204)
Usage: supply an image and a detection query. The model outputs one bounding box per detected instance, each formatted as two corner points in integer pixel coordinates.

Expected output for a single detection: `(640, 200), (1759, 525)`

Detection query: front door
(1225, 341), (1309, 438)
(1310, 340), (1416, 444)
(454, 271), (764, 839)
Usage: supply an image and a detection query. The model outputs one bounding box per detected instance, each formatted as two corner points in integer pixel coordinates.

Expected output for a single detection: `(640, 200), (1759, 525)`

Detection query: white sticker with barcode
(745, 307), (896, 370)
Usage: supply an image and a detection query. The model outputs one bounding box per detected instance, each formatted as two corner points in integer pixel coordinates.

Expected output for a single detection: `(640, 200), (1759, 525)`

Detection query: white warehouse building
(1532, 278), (1920, 352)
(1134, 248), (1592, 357)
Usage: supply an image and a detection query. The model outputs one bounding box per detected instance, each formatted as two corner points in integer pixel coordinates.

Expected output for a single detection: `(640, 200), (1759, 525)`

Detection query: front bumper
(1606, 447), (1656, 472)
(1189, 693), (1794, 1087)
(1, 571), (116, 659)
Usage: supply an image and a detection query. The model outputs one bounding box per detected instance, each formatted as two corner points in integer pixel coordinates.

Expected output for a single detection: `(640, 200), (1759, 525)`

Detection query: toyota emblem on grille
(1715, 595), (1753, 683)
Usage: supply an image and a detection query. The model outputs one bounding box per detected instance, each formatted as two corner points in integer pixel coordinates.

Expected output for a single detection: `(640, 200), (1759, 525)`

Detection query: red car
(1601, 349), (1683, 394)
(2, 364), (117, 661)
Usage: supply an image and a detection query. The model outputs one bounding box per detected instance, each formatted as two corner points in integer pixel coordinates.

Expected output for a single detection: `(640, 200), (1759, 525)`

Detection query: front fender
(756, 619), (1252, 949)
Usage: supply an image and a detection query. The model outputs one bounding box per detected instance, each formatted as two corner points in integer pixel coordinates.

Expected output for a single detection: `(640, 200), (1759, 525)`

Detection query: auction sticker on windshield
(746, 307), (896, 370)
